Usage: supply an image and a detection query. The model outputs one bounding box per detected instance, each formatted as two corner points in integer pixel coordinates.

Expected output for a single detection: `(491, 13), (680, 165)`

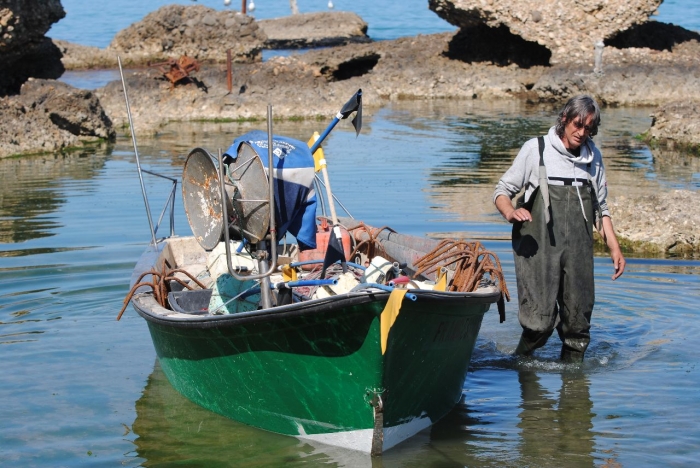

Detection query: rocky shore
(607, 189), (700, 256)
(1, 1), (699, 256)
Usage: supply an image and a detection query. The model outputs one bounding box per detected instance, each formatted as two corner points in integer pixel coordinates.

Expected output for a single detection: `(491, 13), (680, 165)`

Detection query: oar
(306, 90), (362, 279)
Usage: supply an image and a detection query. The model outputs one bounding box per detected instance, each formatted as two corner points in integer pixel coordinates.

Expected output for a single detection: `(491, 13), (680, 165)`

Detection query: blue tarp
(224, 130), (317, 251)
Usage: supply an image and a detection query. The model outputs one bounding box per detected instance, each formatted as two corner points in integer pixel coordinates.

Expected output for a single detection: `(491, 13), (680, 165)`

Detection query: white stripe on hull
(295, 414), (433, 454)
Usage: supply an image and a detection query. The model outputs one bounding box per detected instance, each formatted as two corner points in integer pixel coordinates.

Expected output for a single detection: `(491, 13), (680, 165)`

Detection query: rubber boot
(560, 346), (584, 363)
(514, 336), (534, 356)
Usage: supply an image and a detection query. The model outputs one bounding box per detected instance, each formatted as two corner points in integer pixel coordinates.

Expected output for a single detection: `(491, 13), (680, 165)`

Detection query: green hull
(135, 289), (493, 453)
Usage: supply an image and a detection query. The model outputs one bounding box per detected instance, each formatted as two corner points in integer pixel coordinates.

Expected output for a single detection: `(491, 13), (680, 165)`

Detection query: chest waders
(512, 137), (595, 362)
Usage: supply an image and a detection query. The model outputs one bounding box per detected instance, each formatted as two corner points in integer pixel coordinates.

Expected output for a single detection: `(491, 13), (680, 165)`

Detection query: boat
(118, 82), (509, 455)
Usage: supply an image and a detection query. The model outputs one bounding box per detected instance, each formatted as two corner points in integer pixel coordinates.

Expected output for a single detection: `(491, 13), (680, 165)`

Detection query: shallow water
(1, 99), (699, 466)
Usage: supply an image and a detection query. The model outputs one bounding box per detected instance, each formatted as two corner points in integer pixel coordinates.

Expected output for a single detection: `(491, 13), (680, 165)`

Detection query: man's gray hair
(555, 95), (601, 137)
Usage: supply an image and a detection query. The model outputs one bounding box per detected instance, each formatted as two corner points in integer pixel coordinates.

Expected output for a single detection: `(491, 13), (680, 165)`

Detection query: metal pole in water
(118, 56), (157, 247)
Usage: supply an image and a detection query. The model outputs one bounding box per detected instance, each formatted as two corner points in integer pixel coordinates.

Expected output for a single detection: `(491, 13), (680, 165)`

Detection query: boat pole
(118, 56), (157, 247)
(309, 133), (339, 225)
(257, 105), (276, 309)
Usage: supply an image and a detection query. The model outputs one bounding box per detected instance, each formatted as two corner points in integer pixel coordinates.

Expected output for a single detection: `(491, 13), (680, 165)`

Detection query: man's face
(562, 114), (594, 151)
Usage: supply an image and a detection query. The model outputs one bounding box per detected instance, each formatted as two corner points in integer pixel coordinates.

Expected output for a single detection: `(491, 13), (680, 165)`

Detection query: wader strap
(537, 136), (551, 224)
(584, 140), (604, 232)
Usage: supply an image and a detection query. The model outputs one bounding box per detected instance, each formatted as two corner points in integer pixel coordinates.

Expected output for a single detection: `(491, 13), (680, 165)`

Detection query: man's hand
(506, 207), (532, 223)
(495, 195), (532, 223)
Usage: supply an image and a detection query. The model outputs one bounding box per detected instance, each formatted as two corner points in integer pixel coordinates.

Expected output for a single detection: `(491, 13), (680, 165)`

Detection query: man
(494, 95), (625, 362)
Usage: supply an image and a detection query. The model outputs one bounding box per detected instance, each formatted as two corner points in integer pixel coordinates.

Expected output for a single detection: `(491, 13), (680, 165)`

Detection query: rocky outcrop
(58, 9), (371, 70)
(644, 101), (700, 152)
(108, 5), (267, 66)
(609, 190), (700, 256)
(90, 30), (700, 131)
(428, 0), (662, 64)
(0, 0), (65, 95)
(93, 33), (545, 132)
(258, 11), (370, 49)
(0, 79), (114, 158)
(53, 40), (117, 70)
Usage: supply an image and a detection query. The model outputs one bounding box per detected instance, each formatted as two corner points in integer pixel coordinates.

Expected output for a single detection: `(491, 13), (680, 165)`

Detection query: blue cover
(224, 130), (317, 251)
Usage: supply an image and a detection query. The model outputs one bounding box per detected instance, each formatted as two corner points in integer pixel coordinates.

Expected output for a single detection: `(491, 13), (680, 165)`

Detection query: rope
(347, 222), (395, 264)
(117, 260), (207, 320)
(413, 239), (510, 301)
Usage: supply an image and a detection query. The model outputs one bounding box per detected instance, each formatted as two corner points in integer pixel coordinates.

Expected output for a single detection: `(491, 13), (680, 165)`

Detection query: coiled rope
(413, 239), (510, 322)
(117, 260), (207, 320)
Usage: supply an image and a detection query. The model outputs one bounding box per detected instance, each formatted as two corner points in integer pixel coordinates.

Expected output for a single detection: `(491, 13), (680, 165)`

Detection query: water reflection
(131, 361), (378, 467)
(375, 100), (698, 227)
(0, 149), (109, 245)
(517, 369), (595, 467)
(649, 147), (700, 189)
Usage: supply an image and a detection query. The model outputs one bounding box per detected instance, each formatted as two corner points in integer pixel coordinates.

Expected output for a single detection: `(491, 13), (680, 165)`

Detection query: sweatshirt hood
(547, 126), (594, 165)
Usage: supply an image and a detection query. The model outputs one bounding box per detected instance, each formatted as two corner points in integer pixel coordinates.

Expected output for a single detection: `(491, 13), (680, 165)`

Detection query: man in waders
(494, 95), (626, 362)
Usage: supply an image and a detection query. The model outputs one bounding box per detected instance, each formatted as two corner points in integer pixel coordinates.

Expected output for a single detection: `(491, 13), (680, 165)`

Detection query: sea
(1, 1), (699, 467)
(47, 0), (700, 48)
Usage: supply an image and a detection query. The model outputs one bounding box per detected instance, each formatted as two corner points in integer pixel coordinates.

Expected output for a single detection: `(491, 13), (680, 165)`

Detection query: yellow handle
(307, 132), (326, 173)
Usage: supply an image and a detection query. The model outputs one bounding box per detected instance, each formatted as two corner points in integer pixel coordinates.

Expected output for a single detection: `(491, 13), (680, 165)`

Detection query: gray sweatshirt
(493, 126), (610, 218)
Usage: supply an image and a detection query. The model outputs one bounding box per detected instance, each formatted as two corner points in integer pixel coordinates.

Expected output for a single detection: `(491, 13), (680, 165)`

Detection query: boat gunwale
(131, 285), (501, 329)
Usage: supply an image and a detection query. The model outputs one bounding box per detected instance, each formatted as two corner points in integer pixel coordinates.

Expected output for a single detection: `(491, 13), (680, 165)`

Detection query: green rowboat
(120, 89), (506, 454)
(129, 232), (501, 454)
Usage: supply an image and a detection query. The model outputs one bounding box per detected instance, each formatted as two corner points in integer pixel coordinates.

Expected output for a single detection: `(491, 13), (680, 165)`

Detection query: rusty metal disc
(182, 148), (231, 251)
(227, 142), (270, 244)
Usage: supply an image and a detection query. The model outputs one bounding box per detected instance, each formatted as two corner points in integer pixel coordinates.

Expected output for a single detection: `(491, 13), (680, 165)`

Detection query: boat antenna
(118, 56), (157, 247)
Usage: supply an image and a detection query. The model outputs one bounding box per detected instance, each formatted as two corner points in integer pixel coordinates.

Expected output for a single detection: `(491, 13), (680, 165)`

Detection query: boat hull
(134, 285), (493, 454)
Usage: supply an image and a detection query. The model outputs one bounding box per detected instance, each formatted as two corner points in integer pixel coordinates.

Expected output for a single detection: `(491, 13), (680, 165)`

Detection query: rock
(58, 10), (371, 70)
(428, 0), (662, 64)
(90, 29), (700, 130)
(53, 40), (117, 69)
(607, 21), (700, 52)
(0, 0), (64, 53)
(0, 79), (115, 158)
(608, 189), (700, 256)
(645, 101), (700, 152)
(108, 5), (267, 66)
(0, 0), (65, 95)
(258, 11), (371, 49)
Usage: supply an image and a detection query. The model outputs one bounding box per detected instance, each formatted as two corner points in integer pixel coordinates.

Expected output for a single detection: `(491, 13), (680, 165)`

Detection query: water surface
(1, 100), (699, 466)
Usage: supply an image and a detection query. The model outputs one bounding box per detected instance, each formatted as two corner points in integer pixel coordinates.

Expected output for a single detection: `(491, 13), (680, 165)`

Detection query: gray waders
(512, 137), (595, 362)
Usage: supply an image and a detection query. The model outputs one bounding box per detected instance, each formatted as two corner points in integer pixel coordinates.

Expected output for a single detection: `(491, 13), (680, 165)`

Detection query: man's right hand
(495, 195), (532, 223)
(506, 207), (533, 223)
